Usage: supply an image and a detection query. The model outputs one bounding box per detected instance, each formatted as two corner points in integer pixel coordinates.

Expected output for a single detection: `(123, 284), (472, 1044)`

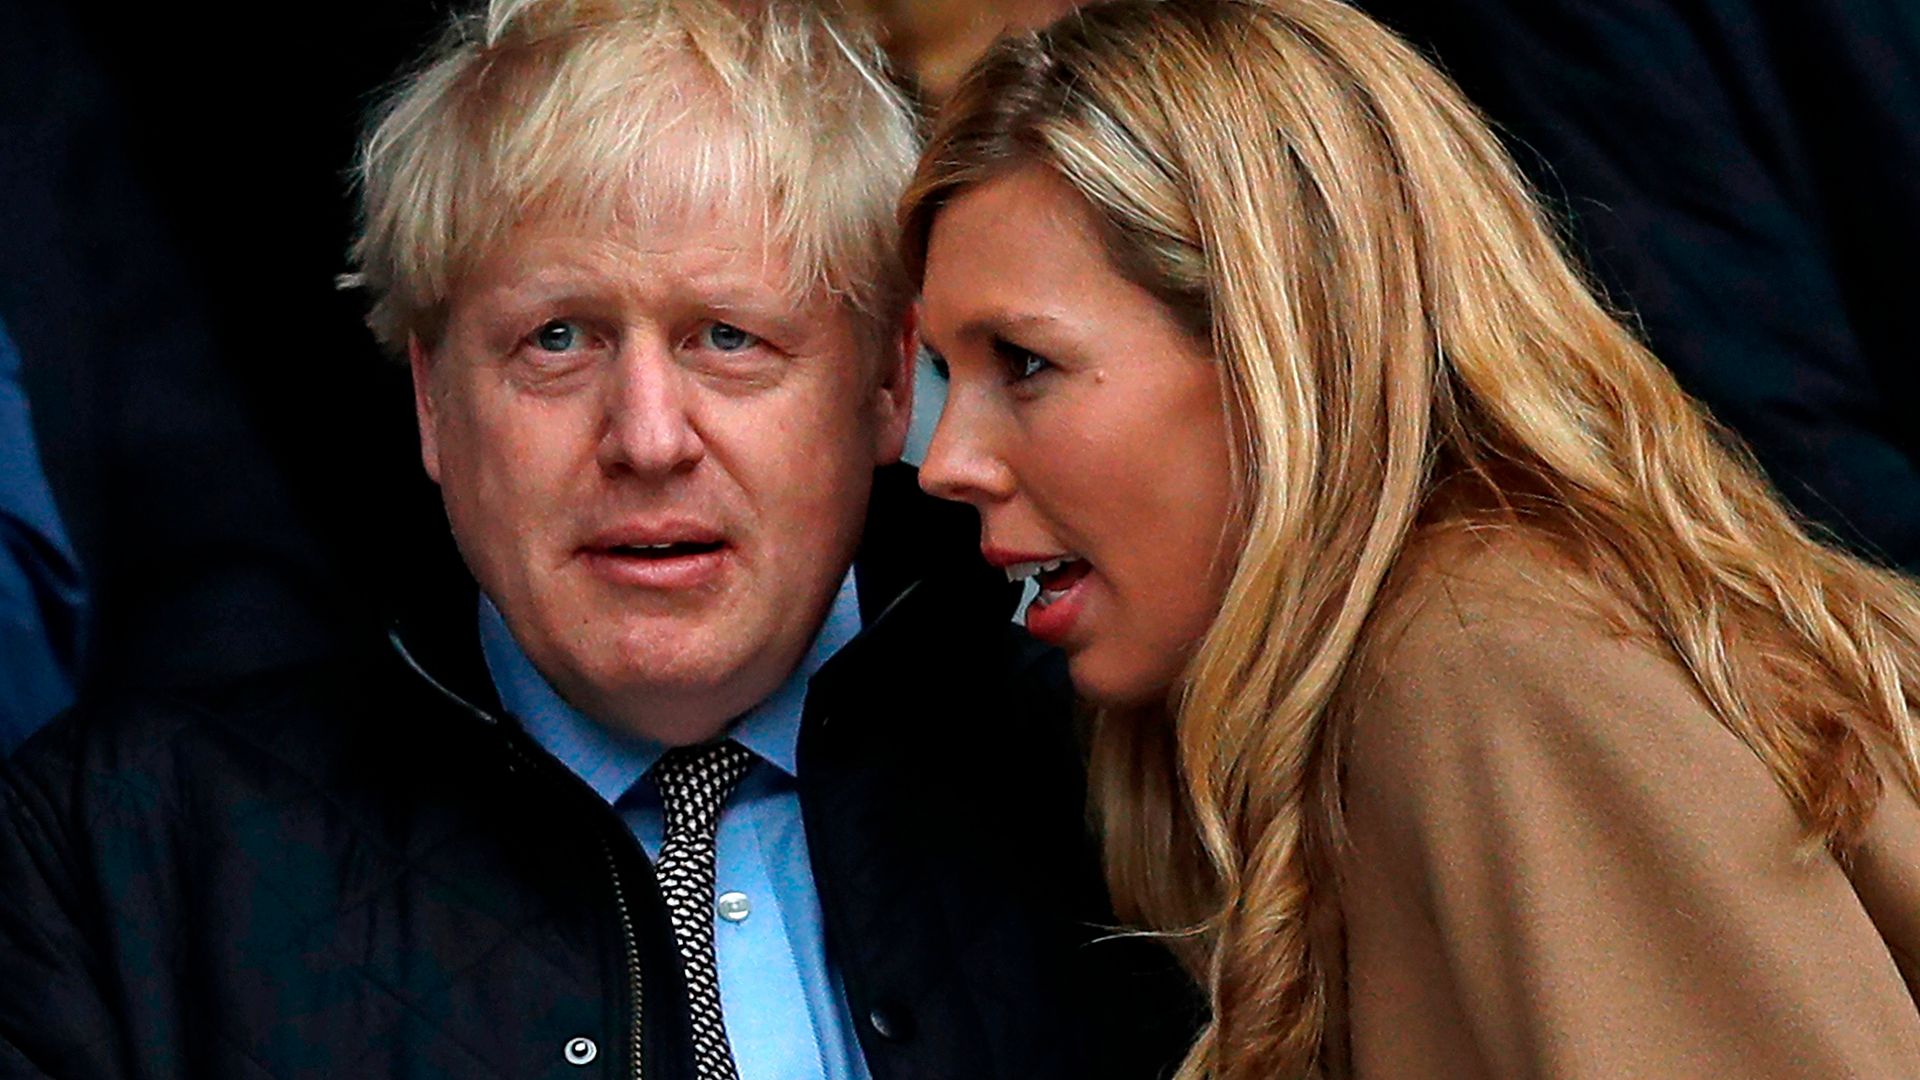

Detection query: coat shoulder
(1340, 526), (1709, 796)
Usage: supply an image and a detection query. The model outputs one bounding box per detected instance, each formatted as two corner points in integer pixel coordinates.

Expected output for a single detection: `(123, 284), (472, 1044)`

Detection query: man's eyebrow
(470, 266), (620, 308)
(700, 292), (813, 342)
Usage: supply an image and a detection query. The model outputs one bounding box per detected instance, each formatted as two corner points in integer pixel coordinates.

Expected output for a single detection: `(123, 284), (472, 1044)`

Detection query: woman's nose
(917, 392), (1014, 506)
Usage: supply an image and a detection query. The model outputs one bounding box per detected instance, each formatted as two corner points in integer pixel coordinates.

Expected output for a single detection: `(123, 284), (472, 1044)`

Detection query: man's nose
(597, 338), (705, 478)
(917, 391), (1013, 506)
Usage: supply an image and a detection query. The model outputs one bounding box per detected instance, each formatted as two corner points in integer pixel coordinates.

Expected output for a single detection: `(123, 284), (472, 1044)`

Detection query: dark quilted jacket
(0, 469), (1198, 1080)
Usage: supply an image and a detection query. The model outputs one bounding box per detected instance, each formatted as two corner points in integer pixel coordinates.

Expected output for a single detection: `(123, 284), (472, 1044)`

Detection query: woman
(900, 1), (1920, 1076)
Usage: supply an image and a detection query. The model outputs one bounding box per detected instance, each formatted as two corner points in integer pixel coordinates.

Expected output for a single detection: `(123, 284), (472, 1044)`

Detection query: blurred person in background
(905, 0), (1920, 1076)
(0, 0), (442, 735)
(1363, 0), (1920, 574)
(0, 317), (84, 752)
(850, 0), (1083, 101)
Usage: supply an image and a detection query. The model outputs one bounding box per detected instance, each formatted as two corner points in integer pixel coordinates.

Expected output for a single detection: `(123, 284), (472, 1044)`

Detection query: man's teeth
(611, 542), (704, 556)
(1004, 556), (1075, 583)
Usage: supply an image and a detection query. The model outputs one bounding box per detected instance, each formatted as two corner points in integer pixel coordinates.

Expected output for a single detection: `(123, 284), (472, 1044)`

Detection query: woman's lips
(982, 548), (1094, 645)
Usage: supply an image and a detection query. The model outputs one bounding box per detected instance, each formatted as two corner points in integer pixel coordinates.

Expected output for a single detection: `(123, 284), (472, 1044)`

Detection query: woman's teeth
(1006, 556), (1089, 608)
(1004, 556), (1071, 583)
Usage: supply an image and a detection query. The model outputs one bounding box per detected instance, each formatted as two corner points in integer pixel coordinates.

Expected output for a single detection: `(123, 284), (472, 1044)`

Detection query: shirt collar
(477, 570), (862, 804)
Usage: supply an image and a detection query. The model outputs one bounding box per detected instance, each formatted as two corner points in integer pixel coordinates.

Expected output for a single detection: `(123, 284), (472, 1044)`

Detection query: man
(0, 2), (1191, 1077)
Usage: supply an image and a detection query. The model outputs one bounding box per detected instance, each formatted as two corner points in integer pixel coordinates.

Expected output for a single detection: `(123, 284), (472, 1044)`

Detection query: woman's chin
(1065, 649), (1178, 712)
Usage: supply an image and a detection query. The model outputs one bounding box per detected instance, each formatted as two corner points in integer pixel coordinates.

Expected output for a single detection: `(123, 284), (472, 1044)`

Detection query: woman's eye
(532, 319), (583, 353)
(994, 340), (1053, 382)
(701, 322), (761, 352)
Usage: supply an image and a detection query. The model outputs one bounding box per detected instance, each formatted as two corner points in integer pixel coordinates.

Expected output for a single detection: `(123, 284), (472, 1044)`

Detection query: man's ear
(871, 302), (918, 465)
(408, 335), (443, 484)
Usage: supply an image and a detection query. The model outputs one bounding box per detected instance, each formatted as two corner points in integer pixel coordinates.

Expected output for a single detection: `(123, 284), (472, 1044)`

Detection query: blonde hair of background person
(346, 0), (918, 361)
(901, 0), (1920, 1076)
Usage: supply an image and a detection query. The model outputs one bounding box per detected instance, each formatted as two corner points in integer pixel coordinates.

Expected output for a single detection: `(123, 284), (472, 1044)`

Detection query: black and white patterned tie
(650, 739), (754, 1080)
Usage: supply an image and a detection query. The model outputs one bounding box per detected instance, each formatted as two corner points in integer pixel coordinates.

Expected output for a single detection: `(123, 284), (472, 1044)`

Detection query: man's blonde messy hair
(347, 0), (918, 358)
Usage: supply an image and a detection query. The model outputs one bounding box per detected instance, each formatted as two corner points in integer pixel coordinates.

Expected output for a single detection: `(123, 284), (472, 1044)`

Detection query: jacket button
(563, 1036), (598, 1065)
(868, 1004), (913, 1042)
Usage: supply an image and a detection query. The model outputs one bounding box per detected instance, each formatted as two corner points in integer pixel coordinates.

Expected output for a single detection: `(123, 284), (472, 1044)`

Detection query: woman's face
(918, 167), (1238, 707)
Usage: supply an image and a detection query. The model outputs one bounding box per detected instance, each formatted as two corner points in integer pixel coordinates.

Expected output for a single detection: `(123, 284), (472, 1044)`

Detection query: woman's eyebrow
(949, 310), (1067, 343)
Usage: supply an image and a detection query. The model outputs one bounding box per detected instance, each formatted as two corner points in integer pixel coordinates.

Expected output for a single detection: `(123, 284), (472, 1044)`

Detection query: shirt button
(869, 1004), (913, 1042)
(716, 890), (751, 923)
(563, 1036), (598, 1065)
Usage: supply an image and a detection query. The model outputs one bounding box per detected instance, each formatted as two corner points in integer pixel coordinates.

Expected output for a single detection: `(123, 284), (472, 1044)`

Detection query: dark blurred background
(2, 0), (1914, 749)
(0, 0), (451, 744)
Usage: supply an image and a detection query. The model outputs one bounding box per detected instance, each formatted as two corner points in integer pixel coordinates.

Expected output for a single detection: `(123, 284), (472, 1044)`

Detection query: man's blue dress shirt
(479, 574), (872, 1080)
(0, 318), (84, 753)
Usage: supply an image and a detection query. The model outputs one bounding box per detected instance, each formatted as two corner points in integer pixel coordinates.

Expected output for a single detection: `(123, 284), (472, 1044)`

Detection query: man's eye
(532, 319), (583, 353)
(701, 322), (761, 353)
(993, 339), (1052, 382)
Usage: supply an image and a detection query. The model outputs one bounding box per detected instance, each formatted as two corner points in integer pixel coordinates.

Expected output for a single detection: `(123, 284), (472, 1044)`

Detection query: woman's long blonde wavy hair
(900, 0), (1920, 1076)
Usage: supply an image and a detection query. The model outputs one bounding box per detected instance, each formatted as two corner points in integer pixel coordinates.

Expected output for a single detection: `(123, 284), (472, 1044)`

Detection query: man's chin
(560, 650), (787, 745)
(574, 684), (765, 747)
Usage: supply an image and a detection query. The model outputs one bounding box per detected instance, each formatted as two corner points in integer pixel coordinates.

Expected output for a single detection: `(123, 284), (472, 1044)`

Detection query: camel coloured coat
(1331, 533), (1920, 1078)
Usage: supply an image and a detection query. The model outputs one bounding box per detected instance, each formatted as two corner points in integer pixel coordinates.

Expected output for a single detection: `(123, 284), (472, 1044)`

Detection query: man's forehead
(462, 207), (815, 308)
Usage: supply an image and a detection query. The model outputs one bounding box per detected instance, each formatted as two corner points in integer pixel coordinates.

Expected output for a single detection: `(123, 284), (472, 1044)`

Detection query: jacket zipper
(602, 836), (645, 1080)
(390, 631), (650, 1079)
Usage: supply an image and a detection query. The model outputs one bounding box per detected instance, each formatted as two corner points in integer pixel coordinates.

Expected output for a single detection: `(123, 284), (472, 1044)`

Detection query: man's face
(412, 211), (911, 744)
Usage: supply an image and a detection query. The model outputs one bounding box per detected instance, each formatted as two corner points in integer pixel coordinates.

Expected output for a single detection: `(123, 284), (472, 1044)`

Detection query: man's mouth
(1004, 555), (1091, 607)
(580, 526), (732, 590)
(600, 540), (727, 560)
